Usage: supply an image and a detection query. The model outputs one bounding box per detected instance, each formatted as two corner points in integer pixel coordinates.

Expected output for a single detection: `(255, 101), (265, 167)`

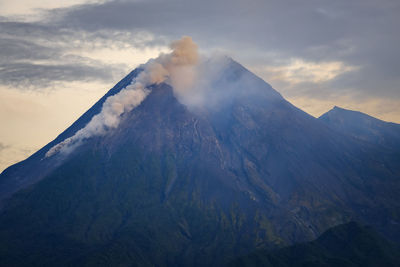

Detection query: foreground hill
(230, 221), (400, 267)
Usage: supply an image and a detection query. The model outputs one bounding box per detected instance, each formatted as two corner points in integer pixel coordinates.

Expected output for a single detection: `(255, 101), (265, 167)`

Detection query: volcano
(0, 51), (399, 266)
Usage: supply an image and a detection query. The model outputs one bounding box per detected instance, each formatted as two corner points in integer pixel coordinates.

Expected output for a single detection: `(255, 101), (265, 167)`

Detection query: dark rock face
(0, 59), (399, 266)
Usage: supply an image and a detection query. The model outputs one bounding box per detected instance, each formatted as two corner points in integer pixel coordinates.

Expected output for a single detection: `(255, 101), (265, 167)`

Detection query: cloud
(0, 143), (38, 173)
(0, 62), (123, 88)
(33, 0), (400, 99)
(252, 59), (358, 85)
(0, 143), (9, 152)
(0, 0), (106, 17)
(0, 141), (34, 172)
(0, 19), (166, 89)
(1, 0), (400, 121)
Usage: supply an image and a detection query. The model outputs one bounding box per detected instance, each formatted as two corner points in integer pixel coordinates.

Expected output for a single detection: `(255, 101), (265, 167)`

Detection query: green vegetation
(0, 146), (281, 266)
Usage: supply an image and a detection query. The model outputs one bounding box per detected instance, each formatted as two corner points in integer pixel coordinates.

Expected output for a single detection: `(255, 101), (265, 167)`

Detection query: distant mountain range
(0, 57), (399, 266)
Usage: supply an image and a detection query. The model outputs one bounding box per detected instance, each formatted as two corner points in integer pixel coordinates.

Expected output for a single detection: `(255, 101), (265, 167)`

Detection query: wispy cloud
(252, 59), (358, 85)
(0, 17), (167, 89)
(0, 143), (9, 152)
(0, 142), (38, 172)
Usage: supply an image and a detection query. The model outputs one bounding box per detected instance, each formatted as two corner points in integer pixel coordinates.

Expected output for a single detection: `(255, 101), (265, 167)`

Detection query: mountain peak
(324, 105), (369, 117)
(332, 105), (345, 111)
(319, 106), (400, 149)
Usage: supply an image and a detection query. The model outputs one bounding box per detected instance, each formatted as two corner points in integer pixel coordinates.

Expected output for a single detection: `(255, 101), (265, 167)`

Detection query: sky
(0, 0), (399, 172)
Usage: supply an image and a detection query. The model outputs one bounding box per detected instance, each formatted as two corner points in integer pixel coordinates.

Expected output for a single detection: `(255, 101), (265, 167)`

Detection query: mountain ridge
(319, 106), (400, 150)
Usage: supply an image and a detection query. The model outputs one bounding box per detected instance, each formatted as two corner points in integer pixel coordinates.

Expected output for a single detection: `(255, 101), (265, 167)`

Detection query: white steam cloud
(46, 36), (278, 158)
(46, 36), (199, 157)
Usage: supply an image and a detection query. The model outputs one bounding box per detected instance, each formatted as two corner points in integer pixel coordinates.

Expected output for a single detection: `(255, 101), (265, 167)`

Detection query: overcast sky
(1, 0), (400, 171)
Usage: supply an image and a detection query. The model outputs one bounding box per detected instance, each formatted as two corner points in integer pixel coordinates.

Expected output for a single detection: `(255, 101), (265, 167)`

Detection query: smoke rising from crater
(46, 36), (199, 157)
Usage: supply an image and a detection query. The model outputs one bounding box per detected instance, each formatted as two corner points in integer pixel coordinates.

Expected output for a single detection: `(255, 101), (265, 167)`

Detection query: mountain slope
(0, 58), (399, 266)
(0, 68), (143, 206)
(230, 221), (400, 267)
(319, 106), (400, 150)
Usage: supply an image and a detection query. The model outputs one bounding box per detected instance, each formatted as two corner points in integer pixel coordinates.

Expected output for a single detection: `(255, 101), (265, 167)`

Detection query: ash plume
(46, 36), (199, 157)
